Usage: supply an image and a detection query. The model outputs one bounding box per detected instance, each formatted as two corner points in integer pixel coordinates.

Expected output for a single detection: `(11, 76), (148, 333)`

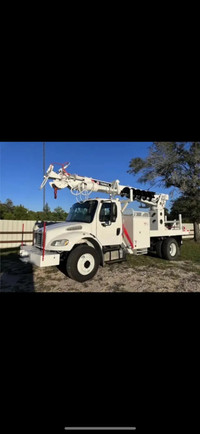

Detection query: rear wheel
(162, 237), (180, 260)
(66, 245), (100, 282)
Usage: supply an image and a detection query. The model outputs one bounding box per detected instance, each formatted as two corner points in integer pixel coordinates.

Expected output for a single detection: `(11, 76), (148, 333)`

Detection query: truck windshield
(66, 200), (98, 223)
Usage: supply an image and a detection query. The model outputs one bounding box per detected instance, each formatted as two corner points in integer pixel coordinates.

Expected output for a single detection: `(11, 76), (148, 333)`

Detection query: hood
(45, 221), (83, 232)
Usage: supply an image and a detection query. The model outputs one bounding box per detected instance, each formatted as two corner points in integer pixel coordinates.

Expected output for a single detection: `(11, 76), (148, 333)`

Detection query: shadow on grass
(0, 248), (35, 292)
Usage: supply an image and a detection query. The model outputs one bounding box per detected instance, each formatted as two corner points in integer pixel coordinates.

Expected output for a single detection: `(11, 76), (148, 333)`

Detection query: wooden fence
(0, 220), (198, 249)
(0, 220), (61, 248)
(181, 223), (198, 239)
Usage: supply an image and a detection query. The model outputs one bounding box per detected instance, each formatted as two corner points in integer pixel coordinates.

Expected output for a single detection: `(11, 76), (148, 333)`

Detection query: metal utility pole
(43, 142), (46, 210)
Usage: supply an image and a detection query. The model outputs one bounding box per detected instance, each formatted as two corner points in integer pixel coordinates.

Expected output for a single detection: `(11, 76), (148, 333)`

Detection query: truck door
(96, 201), (122, 246)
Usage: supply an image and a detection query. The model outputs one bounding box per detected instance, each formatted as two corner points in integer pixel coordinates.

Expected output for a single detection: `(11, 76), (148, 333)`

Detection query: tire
(66, 245), (100, 282)
(57, 253), (70, 274)
(162, 237), (180, 260)
(156, 240), (163, 258)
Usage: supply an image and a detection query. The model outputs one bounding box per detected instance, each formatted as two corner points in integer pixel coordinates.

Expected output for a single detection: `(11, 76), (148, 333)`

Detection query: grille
(35, 232), (43, 247)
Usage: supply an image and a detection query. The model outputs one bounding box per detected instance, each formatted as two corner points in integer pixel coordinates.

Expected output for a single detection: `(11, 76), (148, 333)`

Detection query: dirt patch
(1, 256), (200, 292)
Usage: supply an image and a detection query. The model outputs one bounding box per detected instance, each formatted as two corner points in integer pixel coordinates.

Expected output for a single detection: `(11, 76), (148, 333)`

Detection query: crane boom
(40, 163), (169, 209)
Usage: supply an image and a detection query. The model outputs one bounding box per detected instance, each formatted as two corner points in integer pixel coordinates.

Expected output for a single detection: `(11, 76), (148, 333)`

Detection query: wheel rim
(169, 242), (177, 257)
(77, 253), (95, 276)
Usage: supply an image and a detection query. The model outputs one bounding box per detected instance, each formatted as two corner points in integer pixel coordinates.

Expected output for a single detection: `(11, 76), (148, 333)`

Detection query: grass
(1, 240), (200, 275)
(180, 240), (200, 263)
(127, 253), (172, 270)
(0, 247), (20, 256)
(126, 239), (200, 270)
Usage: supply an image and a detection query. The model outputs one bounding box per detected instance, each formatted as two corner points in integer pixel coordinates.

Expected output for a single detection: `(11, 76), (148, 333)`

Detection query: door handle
(116, 228), (120, 235)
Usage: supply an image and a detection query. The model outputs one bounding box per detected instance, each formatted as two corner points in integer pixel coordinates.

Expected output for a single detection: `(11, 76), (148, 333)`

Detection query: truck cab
(33, 199), (123, 253)
(19, 198), (125, 282)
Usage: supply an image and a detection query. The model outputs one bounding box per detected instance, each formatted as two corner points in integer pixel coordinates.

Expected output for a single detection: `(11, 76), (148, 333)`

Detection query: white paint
(19, 245), (60, 267)
(169, 242), (177, 256)
(123, 212), (150, 249)
(77, 253), (95, 275)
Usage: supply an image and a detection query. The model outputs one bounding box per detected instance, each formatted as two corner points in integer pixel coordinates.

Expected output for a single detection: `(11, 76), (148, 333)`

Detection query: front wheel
(162, 237), (180, 260)
(66, 245), (100, 282)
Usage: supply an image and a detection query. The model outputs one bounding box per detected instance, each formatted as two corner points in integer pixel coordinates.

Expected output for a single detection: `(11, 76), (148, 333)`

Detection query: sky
(0, 142), (173, 212)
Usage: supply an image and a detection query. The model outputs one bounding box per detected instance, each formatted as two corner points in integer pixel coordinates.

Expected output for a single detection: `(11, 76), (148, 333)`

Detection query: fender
(72, 234), (104, 266)
(46, 230), (104, 265)
(81, 237), (104, 266)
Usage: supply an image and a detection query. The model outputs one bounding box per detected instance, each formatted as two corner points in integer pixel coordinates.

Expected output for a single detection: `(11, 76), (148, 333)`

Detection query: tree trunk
(194, 221), (200, 242)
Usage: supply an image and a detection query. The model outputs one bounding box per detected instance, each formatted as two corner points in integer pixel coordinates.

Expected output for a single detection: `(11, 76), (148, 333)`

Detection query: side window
(99, 203), (111, 222)
(99, 203), (117, 222)
(112, 203), (117, 222)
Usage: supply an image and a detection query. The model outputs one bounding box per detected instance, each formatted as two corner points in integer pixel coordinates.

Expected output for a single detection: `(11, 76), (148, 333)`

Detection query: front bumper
(19, 245), (60, 267)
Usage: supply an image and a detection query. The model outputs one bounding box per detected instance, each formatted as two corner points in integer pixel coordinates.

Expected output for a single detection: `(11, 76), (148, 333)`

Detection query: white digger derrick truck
(20, 162), (188, 282)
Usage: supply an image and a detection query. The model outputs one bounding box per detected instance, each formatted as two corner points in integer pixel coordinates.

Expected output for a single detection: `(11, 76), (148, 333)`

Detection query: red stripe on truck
(122, 224), (134, 249)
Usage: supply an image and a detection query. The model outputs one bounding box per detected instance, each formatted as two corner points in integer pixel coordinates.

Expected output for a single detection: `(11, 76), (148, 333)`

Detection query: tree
(0, 199), (14, 219)
(128, 142), (200, 241)
(35, 211), (45, 221)
(53, 206), (68, 221)
(26, 210), (37, 220)
(43, 203), (51, 213)
(0, 200), (67, 222)
(165, 207), (170, 219)
(0, 201), (6, 219)
(5, 199), (14, 211)
(170, 195), (200, 225)
(13, 205), (29, 220)
(43, 203), (51, 221)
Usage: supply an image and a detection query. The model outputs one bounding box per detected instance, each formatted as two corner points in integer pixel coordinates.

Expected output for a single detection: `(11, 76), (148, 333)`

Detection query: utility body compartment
(122, 211), (150, 249)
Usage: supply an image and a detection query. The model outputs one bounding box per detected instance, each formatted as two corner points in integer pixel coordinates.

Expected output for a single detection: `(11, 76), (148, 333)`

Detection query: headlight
(51, 239), (69, 246)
